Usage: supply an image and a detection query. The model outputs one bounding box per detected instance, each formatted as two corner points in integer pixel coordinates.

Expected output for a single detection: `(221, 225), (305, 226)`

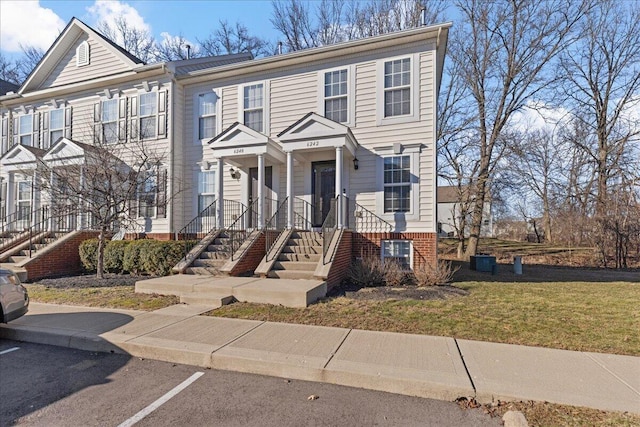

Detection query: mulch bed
(33, 274), (146, 288)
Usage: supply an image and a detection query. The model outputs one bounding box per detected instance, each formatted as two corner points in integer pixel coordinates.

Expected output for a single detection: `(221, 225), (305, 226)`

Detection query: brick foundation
(227, 231), (272, 276)
(352, 232), (438, 268)
(325, 230), (353, 290)
(23, 231), (100, 281)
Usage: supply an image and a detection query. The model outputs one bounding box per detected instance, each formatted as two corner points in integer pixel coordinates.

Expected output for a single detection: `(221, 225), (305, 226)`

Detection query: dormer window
(76, 41), (90, 67)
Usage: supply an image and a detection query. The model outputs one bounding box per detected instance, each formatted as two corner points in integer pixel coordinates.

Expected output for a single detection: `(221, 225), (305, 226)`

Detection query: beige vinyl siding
(171, 82), (185, 231)
(221, 86), (237, 130)
(41, 34), (131, 89)
(270, 72), (317, 136)
(418, 50), (436, 228)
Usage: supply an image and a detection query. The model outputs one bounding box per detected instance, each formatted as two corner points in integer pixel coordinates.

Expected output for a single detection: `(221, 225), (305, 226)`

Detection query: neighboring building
(0, 17), (450, 283)
(437, 185), (493, 238)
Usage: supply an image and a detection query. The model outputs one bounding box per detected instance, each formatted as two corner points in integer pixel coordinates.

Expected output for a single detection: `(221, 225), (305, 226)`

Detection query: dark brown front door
(312, 161), (335, 227)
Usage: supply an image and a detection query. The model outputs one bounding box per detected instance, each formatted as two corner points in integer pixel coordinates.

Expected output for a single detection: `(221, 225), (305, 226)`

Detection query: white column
(215, 157), (224, 229)
(48, 169), (54, 231)
(31, 169), (38, 228)
(286, 151), (293, 229)
(335, 146), (343, 228)
(257, 154), (265, 229)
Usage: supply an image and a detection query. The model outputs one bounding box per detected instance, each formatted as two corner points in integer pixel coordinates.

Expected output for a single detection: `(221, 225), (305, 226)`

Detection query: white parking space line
(117, 371), (205, 427)
(0, 347), (20, 355)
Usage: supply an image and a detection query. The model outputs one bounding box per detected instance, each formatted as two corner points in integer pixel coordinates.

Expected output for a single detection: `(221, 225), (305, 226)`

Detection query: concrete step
(9, 256), (27, 263)
(288, 238), (322, 247)
(180, 291), (234, 307)
(199, 251), (228, 260)
(291, 231), (321, 239)
(273, 261), (317, 271)
(186, 266), (221, 275)
(281, 246), (320, 254)
(193, 259), (227, 268)
(278, 252), (321, 262)
(205, 245), (229, 253)
(267, 270), (316, 280)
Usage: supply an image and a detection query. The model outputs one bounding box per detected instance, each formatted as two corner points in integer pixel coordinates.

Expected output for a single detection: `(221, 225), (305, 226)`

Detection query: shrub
(383, 258), (414, 287)
(413, 260), (460, 287)
(140, 240), (185, 276)
(123, 240), (156, 275)
(349, 255), (387, 287)
(104, 240), (130, 273)
(79, 239), (99, 272)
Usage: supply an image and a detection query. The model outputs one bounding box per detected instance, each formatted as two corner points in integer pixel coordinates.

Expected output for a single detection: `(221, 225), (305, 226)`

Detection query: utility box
(470, 255), (497, 272)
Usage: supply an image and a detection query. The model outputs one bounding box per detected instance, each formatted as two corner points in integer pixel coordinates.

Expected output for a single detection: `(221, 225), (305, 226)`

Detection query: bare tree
(448, 0), (590, 259)
(0, 54), (23, 85)
(96, 15), (156, 63)
(199, 20), (272, 58)
(154, 33), (200, 61)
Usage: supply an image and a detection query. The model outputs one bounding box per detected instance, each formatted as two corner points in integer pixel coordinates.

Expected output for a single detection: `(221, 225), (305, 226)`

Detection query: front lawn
(209, 280), (640, 356)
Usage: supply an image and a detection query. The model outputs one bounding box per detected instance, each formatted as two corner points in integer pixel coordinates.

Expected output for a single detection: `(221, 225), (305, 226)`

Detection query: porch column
(286, 151), (293, 229)
(257, 154), (265, 228)
(215, 157), (224, 229)
(31, 169), (38, 228)
(78, 165), (84, 230)
(6, 174), (14, 231)
(48, 169), (54, 231)
(335, 146), (343, 228)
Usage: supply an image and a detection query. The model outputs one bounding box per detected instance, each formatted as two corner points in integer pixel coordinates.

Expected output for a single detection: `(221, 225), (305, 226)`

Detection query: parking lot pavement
(0, 339), (500, 427)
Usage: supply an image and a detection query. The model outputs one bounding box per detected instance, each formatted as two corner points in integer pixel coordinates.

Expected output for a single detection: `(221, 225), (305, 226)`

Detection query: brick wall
(325, 230), (353, 290)
(352, 232), (438, 267)
(228, 231), (270, 276)
(23, 231), (100, 282)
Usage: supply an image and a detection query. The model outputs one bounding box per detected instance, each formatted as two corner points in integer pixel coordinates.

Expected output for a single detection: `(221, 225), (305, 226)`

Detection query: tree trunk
(97, 227), (106, 279)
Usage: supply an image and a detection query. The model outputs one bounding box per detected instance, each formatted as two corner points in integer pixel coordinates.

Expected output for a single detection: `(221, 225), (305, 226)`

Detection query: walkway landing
(135, 275), (327, 308)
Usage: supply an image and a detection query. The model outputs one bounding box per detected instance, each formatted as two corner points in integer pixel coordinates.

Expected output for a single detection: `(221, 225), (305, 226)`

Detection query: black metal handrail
(264, 198), (289, 262)
(0, 206), (32, 234)
(0, 206), (47, 255)
(349, 199), (393, 233)
(229, 199), (259, 261)
(176, 199), (217, 260)
(293, 197), (314, 230)
(321, 196), (338, 265)
(29, 205), (80, 257)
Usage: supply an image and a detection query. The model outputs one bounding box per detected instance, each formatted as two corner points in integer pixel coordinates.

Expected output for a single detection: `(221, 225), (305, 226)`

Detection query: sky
(0, 0), (281, 58)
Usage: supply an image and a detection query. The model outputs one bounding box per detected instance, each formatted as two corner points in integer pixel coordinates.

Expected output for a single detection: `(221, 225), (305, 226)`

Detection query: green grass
(26, 284), (179, 311)
(210, 281), (640, 356)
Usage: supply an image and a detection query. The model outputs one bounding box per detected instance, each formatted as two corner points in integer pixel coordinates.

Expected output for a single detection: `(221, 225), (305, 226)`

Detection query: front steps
(267, 231), (321, 280)
(186, 231), (234, 275)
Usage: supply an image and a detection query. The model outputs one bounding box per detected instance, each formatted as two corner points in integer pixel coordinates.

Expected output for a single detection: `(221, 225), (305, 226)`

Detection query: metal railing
(264, 198), (289, 262)
(28, 205), (80, 257)
(229, 199), (259, 261)
(0, 206), (33, 235)
(0, 207), (48, 255)
(349, 199), (393, 233)
(176, 199), (217, 259)
(321, 195), (339, 265)
(293, 197), (314, 230)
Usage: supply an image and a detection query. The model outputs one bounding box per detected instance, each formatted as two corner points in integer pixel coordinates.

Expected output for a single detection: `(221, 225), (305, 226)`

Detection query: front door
(248, 166), (273, 227)
(311, 161), (336, 227)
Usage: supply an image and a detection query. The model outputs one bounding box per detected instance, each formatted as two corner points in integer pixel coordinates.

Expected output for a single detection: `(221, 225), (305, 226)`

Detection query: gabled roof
(0, 144), (45, 166)
(209, 122), (286, 164)
(19, 17), (144, 95)
(437, 186), (468, 204)
(0, 79), (19, 96)
(43, 137), (122, 166)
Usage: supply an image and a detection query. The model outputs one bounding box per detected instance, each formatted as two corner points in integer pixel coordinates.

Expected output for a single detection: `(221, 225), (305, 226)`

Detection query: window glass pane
(244, 110), (263, 132)
(384, 88), (410, 117)
(198, 171), (216, 213)
(20, 135), (32, 146)
(199, 92), (217, 116)
(325, 98), (347, 123)
(50, 109), (64, 130)
(139, 92), (157, 117)
(243, 84), (263, 109)
(103, 122), (118, 144)
(199, 116), (216, 140)
(19, 115), (32, 134)
(382, 240), (411, 269)
(18, 181), (31, 200)
(50, 130), (63, 144)
(102, 99), (118, 122)
(140, 116), (156, 139)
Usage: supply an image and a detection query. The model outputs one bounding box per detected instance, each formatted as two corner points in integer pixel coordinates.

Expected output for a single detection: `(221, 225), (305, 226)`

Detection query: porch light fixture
(353, 157), (359, 170)
(229, 167), (240, 179)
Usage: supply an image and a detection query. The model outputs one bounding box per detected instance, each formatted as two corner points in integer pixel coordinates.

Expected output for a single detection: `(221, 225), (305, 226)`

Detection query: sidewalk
(1, 302), (638, 414)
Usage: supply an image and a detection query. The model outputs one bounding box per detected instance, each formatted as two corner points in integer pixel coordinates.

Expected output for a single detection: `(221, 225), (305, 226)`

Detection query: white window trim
(18, 114), (33, 146)
(138, 91), (158, 140)
(317, 65), (355, 126)
(381, 239), (414, 270)
(238, 81), (269, 135)
(49, 108), (65, 144)
(101, 97), (119, 144)
(376, 54), (420, 126)
(194, 89), (222, 145)
(76, 41), (90, 67)
(375, 144), (421, 222)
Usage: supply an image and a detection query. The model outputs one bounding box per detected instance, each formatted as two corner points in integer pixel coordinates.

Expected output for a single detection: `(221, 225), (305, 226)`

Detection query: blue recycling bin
(470, 255), (497, 272)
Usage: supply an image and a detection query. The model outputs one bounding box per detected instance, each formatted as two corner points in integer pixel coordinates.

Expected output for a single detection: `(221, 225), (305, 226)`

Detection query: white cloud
(86, 0), (152, 35)
(509, 101), (572, 133)
(0, 0), (65, 52)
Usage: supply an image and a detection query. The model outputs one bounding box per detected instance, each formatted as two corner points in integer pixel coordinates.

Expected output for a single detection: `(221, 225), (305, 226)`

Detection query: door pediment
(0, 144), (43, 170)
(209, 122), (285, 163)
(277, 112), (358, 156)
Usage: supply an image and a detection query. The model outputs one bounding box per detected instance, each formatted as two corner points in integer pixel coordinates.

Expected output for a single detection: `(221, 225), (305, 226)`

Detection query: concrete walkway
(1, 302), (638, 414)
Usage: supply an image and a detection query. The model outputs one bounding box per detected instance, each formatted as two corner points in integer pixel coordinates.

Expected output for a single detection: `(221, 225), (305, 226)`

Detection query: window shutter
(157, 168), (167, 218)
(13, 117), (18, 146)
(42, 111), (49, 149)
(1, 116), (7, 154)
(158, 90), (167, 137)
(33, 113), (40, 148)
(93, 102), (101, 144)
(64, 106), (72, 139)
(129, 97), (138, 141)
(118, 97), (127, 142)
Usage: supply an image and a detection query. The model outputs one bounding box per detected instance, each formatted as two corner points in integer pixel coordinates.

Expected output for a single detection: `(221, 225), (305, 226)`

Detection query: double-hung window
(243, 84), (264, 132)
(49, 109), (64, 144)
(18, 115), (33, 146)
(137, 170), (156, 218)
(383, 155), (411, 212)
(101, 99), (118, 144)
(324, 69), (348, 123)
(383, 58), (411, 117)
(198, 170), (216, 213)
(381, 240), (412, 270)
(198, 92), (217, 140)
(139, 92), (157, 139)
